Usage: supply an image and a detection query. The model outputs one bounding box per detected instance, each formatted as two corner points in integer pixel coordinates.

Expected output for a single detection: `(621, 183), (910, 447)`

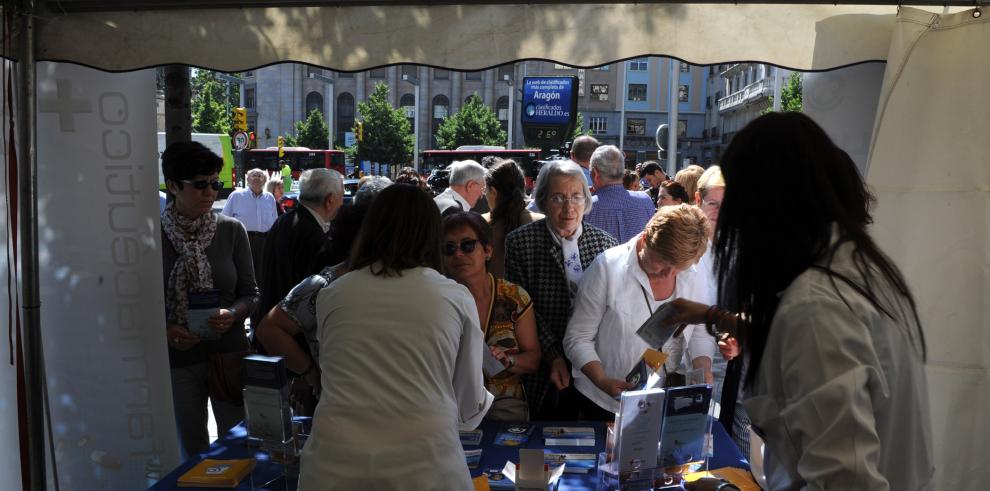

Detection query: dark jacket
(433, 188), (466, 217)
(503, 218), (617, 414)
(252, 205), (333, 331)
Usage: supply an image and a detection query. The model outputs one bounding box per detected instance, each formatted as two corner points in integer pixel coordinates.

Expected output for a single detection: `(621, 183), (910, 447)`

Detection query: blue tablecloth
(150, 418), (748, 490)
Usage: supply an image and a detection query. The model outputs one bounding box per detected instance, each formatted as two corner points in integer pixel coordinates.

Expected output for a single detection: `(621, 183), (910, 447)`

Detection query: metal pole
(17, 0), (48, 488)
(667, 59), (679, 176)
(238, 80), (245, 108)
(619, 61), (626, 151)
(327, 82), (334, 150)
(163, 65), (192, 147)
(413, 83), (420, 171)
(773, 66), (784, 112)
(506, 81), (513, 149)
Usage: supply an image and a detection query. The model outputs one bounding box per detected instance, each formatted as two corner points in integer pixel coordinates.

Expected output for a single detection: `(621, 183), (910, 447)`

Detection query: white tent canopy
(29, 4), (918, 71)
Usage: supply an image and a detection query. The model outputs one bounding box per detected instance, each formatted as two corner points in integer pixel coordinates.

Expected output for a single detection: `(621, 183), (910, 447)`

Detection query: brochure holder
(597, 388), (666, 491)
(500, 448), (565, 490)
(656, 384), (714, 484)
(242, 354), (303, 483)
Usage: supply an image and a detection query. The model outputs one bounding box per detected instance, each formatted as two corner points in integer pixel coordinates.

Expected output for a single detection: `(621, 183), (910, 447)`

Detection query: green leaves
(354, 83), (414, 165)
(435, 93), (507, 150)
(285, 109), (330, 149)
(191, 70), (240, 135)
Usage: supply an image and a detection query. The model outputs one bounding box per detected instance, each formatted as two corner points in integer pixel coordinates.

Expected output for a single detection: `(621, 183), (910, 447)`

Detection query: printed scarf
(162, 202), (217, 325)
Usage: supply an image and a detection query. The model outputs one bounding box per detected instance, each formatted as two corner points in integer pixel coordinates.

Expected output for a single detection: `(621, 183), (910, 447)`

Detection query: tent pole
(16, 0), (47, 489)
(164, 64), (192, 147)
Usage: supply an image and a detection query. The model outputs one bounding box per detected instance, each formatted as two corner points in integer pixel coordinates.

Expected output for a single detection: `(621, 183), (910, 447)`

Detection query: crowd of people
(159, 111), (933, 490)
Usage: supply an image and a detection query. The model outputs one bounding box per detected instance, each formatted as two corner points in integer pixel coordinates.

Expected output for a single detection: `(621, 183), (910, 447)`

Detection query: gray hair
(532, 159), (593, 215)
(448, 160), (487, 187)
(264, 178), (283, 194)
(590, 145), (626, 182)
(298, 168), (344, 205)
(354, 176), (393, 207)
(245, 168), (267, 180)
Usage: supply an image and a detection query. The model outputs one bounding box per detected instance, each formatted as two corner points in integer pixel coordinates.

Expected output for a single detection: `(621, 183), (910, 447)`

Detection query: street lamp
(402, 73), (421, 172)
(308, 72), (335, 150)
(215, 72), (245, 108)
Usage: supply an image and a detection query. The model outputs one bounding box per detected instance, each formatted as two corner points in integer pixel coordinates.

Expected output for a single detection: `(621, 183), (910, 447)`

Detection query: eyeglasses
(548, 194), (586, 207)
(444, 239), (480, 256)
(180, 179), (223, 191)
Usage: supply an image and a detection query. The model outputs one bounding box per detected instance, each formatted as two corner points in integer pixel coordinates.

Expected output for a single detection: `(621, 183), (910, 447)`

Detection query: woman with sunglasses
(160, 141), (259, 459)
(442, 212), (540, 421)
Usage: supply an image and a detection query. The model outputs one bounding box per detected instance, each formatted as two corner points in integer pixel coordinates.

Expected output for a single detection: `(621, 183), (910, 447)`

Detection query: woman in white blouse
(563, 204), (714, 416)
(299, 185), (492, 490)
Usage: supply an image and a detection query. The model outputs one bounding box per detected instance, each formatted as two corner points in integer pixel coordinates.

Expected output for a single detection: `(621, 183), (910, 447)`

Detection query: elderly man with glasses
(222, 168), (278, 296)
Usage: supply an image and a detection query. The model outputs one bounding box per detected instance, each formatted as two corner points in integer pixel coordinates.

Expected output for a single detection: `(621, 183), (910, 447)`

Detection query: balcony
(718, 78), (771, 113)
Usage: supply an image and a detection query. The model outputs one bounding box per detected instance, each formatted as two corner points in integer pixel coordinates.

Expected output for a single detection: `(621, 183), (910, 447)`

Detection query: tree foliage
(284, 109), (330, 149)
(765, 72), (803, 114)
(354, 83), (414, 165)
(571, 112), (592, 140)
(435, 93), (507, 149)
(191, 70), (241, 134)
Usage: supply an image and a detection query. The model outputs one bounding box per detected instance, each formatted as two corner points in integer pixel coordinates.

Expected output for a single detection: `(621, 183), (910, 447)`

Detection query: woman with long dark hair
(483, 159), (543, 278)
(669, 112), (933, 489)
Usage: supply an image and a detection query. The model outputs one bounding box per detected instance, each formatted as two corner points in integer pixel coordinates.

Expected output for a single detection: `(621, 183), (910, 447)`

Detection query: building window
(400, 93), (416, 130)
(678, 120), (688, 138)
(680, 62), (690, 73)
(245, 88), (256, 109)
(678, 85), (689, 103)
(553, 63), (571, 70)
(590, 84), (609, 102)
(592, 64), (610, 71)
(432, 94), (450, 147)
(466, 71), (483, 81)
(305, 91), (324, 116)
(497, 64), (513, 81)
(627, 118), (646, 136)
(243, 70), (254, 77)
(496, 96), (509, 132)
(628, 84), (647, 101)
(434, 69), (450, 80)
(336, 92), (355, 144)
(589, 116), (608, 135)
(628, 58), (649, 71)
(369, 67), (387, 79)
(337, 71), (353, 78)
(401, 65), (418, 81)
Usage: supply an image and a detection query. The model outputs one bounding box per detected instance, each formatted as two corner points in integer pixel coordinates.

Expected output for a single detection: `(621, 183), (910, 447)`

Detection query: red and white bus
(244, 147), (346, 180)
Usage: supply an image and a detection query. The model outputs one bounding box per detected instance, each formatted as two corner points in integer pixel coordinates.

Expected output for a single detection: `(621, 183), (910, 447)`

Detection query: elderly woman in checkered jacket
(504, 159), (617, 419)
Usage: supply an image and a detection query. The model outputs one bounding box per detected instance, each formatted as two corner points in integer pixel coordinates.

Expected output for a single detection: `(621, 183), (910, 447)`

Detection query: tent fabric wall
(866, 6), (990, 490)
(31, 4), (905, 72)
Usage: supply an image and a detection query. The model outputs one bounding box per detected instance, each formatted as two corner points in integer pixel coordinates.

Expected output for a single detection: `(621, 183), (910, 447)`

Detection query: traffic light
(278, 135), (285, 158)
(248, 131), (256, 148)
(355, 121), (364, 142)
(232, 107), (248, 131)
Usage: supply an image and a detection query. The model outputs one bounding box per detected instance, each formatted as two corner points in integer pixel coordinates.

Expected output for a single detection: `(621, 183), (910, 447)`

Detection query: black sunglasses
(179, 179), (223, 191)
(443, 239), (480, 256)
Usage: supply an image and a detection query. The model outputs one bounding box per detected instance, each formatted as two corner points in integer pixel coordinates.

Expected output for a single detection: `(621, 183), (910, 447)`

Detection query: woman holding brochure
(160, 141), (259, 458)
(300, 185), (492, 490)
(562, 204), (715, 419)
(442, 211), (541, 421)
(667, 113), (934, 490)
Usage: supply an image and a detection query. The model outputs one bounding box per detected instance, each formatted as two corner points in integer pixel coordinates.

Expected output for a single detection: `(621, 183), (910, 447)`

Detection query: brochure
(464, 449), (483, 469)
(658, 384), (713, 470)
(482, 341), (507, 378)
(493, 424), (532, 446)
(615, 388), (665, 474)
(623, 349), (668, 394)
(187, 289), (221, 340)
(543, 426), (596, 446)
(635, 301), (681, 349)
(485, 467), (515, 489)
(177, 458), (255, 488)
(460, 429), (484, 446)
(543, 451), (598, 473)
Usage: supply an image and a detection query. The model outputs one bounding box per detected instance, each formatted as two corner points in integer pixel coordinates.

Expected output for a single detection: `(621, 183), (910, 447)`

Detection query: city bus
(421, 147), (543, 180)
(157, 132), (236, 198)
(244, 148), (347, 184)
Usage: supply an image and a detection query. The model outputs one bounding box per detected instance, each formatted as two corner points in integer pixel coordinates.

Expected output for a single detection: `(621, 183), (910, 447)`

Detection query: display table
(150, 418), (748, 490)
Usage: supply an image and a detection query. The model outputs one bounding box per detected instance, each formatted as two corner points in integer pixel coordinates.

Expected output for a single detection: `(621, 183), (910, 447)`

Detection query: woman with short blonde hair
(674, 164), (706, 204)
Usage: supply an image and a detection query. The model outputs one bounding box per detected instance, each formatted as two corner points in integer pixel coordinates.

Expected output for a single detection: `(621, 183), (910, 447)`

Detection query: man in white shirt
(222, 168), (278, 293)
(434, 160), (486, 216)
(563, 204), (715, 416)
